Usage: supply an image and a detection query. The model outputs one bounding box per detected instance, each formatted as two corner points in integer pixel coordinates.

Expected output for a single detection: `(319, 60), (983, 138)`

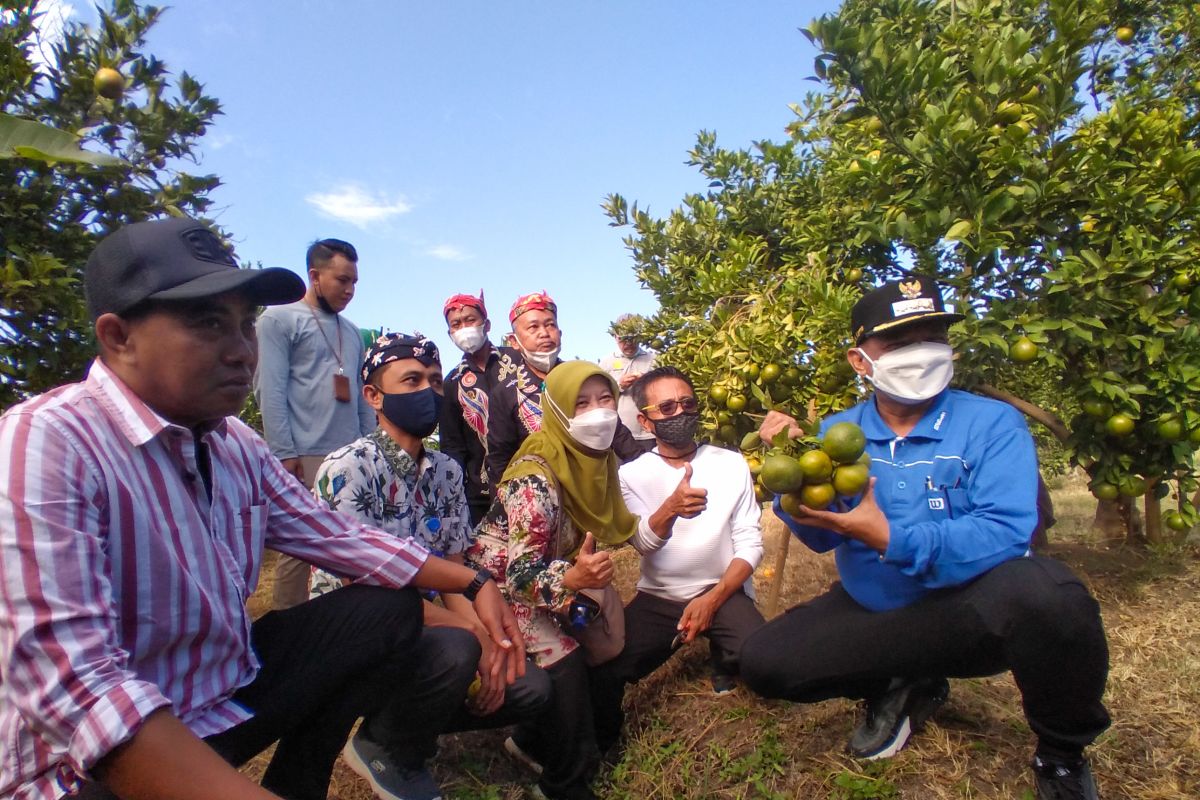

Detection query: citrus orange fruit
(1157, 417), (1184, 442)
(797, 449), (833, 482)
(1164, 511), (1189, 532)
(1104, 413), (1135, 438)
(1082, 398), (1112, 419)
(760, 454), (805, 494)
(744, 455), (763, 476)
(93, 67), (124, 99)
(799, 482), (837, 509)
(709, 386), (729, 407)
(726, 394), (748, 413)
(778, 490), (806, 519)
(718, 424), (738, 444)
(821, 422), (867, 464)
(760, 363), (781, 384)
(832, 464), (870, 496)
(754, 482), (771, 504)
(1115, 25), (1134, 44)
(1009, 336), (1038, 363)
(1090, 482), (1119, 502)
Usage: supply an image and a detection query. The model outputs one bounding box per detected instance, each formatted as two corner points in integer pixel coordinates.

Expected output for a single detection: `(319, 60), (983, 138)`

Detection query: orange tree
(605, 0), (1200, 544)
(1, 0), (222, 409)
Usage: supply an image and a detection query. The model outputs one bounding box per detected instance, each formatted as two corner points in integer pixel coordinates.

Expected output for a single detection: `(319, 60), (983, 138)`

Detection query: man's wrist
(462, 568), (494, 602)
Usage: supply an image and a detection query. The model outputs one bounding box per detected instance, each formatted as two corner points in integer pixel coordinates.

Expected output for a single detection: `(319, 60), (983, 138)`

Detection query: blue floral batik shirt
(310, 429), (473, 597)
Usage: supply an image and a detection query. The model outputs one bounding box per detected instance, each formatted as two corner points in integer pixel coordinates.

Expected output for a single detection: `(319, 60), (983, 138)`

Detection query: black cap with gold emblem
(850, 275), (965, 344)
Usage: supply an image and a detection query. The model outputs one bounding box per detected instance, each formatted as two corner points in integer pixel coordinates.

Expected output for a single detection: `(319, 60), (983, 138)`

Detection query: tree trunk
(1092, 497), (1143, 544)
(1144, 484), (1163, 545)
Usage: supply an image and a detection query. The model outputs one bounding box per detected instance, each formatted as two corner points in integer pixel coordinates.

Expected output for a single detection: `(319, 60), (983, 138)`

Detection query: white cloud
(426, 244), (469, 262)
(304, 184), (412, 229)
(206, 133), (235, 150)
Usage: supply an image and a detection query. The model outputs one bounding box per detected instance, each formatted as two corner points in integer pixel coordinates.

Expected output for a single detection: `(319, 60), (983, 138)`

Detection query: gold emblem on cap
(898, 280), (923, 299)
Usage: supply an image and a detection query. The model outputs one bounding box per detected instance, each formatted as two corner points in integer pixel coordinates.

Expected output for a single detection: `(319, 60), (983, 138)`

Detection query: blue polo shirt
(775, 389), (1037, 612)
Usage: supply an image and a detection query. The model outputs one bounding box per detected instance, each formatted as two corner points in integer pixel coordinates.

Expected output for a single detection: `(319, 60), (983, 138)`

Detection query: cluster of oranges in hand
(742, 422), (869, 516)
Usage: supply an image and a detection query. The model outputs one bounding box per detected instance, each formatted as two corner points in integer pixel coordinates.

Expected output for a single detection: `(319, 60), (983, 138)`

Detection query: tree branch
(976, 383), (1071, 442)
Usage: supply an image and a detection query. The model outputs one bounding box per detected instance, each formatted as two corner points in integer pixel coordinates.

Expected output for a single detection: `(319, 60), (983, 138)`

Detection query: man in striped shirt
(0, 218), (522, 800)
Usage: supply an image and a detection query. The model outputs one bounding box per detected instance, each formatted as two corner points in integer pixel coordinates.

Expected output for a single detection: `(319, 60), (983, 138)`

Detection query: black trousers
(740, 555), (1111, 761)
(362, 626), (553, 766)
(79, 584), (422, 800)
(513, 648), (600, 799)
(589, 588), (764, 751)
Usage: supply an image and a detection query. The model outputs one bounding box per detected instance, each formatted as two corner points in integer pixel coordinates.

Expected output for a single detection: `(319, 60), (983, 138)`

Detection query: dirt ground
(242, 473), (1200, 799)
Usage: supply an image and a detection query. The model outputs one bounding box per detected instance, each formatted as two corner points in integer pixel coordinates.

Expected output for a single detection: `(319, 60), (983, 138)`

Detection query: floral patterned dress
(309, 429), (472, 597)
(466, 471), (586, 667)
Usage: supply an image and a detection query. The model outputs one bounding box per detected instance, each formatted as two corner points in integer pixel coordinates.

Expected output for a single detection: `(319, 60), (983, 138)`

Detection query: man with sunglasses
(589, 366), (764, 755)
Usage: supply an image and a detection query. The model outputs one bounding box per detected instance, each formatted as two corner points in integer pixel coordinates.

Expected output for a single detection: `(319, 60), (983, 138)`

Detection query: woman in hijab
(467, 360), (637, 800)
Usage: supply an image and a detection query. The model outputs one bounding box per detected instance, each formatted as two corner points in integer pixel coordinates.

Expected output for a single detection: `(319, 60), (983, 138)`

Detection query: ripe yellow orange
(93, 67), (125, 100)
(797, 449), (834, 482)
(1115, 26), (1135, 44)
(799, 482), (837, 509)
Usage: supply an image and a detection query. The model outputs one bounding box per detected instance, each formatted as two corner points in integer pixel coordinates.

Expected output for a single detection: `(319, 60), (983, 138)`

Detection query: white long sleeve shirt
(618, 444), (763, 603)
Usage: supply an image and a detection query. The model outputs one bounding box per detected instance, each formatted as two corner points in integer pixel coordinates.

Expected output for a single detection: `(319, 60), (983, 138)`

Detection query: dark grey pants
(360, 625), (553, 766)
(589, 587), (765, 751)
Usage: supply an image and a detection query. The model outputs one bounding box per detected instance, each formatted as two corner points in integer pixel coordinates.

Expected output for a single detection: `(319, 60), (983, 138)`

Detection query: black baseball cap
(850, 275), (965, 343)
(85, 217), (305, 320)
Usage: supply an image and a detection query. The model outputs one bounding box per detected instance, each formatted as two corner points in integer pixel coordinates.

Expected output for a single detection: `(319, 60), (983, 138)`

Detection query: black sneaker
(847, 677), (949, 760)
(1032, 756), (1100, 800)
(711, 671), (737, 695)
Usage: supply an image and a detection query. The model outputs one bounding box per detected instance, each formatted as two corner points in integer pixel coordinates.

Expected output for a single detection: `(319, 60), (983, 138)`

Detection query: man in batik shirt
(439, 291), (503, 525)
(310, 333), (550, 800)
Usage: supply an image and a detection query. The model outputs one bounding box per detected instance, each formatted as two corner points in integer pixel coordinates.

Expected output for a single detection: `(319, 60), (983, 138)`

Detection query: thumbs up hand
(566, 531), (614, 590)
(669, 462), (708, 519)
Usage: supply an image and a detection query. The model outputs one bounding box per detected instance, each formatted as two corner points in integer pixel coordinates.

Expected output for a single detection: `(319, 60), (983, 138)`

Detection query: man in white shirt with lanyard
(598, 313), (657, 451)
(254, 238), (377, 609)
(589, 365), (764, 754)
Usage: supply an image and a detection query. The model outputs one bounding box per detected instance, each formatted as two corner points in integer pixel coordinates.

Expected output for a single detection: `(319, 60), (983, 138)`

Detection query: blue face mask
(380, 387), (443, 438)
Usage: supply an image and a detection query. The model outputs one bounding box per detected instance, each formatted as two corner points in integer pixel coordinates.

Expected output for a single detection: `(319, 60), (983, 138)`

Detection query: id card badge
(332, 372), (351, 403)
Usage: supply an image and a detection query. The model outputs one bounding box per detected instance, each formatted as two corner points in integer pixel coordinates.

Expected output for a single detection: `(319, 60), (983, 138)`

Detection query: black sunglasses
(641, 396), (699, 417)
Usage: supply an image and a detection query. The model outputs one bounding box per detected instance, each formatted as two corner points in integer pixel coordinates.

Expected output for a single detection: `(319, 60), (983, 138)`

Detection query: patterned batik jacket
(440, 345), (502, 516)
(466, 472), (586, 667)
(310, 429), (473, 597)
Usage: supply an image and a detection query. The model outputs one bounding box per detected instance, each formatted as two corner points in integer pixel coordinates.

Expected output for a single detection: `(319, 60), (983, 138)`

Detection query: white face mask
(450, 325), (487, 354)
(519, 343), (560, 373)
(855, 341), (954, 405)
(568, 407), (620, 450)
(546, 393), (620, 450)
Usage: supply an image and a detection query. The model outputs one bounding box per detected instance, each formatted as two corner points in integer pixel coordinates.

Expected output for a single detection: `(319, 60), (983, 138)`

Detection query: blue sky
(51, 1), (838, 362)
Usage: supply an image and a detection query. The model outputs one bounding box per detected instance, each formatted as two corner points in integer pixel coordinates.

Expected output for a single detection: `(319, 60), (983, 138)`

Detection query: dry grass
(244, 471), (1200, 799)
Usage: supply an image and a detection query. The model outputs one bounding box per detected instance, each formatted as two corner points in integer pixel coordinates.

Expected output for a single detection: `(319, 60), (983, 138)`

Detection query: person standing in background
(254, 238), (377, 609)
(441, 291), (503, 526)
(598, 313), (656, 453)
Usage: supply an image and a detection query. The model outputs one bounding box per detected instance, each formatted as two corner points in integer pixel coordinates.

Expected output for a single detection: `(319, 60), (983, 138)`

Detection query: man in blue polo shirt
(740, 277), (1110, 800)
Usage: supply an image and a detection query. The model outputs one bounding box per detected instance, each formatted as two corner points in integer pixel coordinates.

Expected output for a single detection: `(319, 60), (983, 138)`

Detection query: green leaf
(0, 113), (126, 167)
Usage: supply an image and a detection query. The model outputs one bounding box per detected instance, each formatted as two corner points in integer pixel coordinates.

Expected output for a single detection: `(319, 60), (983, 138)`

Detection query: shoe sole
(505, 736), (545, 776)
(341, 740), (442, 800)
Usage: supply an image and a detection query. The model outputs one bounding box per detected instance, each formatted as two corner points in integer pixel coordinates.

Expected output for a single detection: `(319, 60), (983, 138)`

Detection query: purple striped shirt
(0, 359), (429, 800)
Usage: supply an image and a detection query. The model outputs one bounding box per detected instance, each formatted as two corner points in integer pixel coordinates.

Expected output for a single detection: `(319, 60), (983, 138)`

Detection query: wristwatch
(462, 568), (495, 602)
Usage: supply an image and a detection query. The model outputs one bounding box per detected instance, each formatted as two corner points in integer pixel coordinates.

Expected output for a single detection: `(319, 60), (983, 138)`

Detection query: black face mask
(315, 292), (337, 314)
(380, 387), (443, 439)
(651, 411), (700, 447)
